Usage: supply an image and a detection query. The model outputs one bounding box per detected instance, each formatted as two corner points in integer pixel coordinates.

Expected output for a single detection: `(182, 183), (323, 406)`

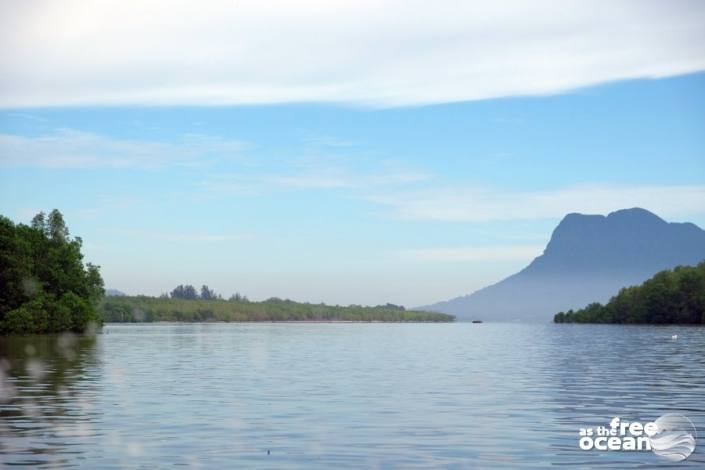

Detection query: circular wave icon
(649, 413), (697, 462)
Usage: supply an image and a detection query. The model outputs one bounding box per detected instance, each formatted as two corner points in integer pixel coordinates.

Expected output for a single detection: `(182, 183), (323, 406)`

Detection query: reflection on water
(0, 323), (704, 468)
(0, 334), (99, 467)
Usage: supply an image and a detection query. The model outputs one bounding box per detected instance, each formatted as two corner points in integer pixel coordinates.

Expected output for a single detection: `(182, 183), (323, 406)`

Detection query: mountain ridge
(420, 208), (705, 322)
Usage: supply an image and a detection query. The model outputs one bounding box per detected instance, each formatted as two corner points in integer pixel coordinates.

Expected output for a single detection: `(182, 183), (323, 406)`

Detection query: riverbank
(100, 296), (455, 323)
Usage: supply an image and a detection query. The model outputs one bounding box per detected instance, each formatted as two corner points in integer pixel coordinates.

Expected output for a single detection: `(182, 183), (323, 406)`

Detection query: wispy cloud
(0, 129), (245, 169)
(2, 112), (48, 122)
(1, 1), (704, 107)
(301, 135), (355, 148)
(268, 169), (431, 190)
(397, 245), (544, 262)
(200, 162), (432, 195)
(157, 233), (251, 242)
(73, 196), (142, 219)
(108, 228), (251, 243)
(369, 184), (705, 222)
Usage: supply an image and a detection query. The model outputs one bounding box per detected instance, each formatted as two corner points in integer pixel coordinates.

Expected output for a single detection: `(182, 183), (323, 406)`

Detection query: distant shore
(554, 262), (704, 325)
(101, 296), (455, 323)
(104, 320), (450, 324)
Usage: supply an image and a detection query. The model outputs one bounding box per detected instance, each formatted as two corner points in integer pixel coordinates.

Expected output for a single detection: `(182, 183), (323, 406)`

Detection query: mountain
(421, 208), (705, 322)
(105, 288), (127, 297)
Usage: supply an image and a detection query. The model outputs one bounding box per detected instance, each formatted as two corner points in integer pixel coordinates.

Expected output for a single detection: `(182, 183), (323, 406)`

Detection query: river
(1, 322), (703, 468)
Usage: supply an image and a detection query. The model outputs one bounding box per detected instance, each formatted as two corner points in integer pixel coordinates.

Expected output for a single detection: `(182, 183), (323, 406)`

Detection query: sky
(1, 1), (704, 307)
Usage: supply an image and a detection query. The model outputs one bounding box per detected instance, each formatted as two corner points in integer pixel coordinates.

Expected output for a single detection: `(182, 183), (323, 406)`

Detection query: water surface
(1, 323), (704, 468)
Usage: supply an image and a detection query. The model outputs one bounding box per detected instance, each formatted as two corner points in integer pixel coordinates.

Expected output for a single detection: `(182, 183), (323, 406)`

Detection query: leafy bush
(2, 295), (50, 334)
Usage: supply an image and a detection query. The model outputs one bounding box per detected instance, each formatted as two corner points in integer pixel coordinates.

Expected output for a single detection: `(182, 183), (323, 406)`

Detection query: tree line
(0, 209), (453, 330)
(554, 262), (705, 324)
(163, 284), (249, 302)
(100, 295), (454, 323)
(0, 210), (104, 334)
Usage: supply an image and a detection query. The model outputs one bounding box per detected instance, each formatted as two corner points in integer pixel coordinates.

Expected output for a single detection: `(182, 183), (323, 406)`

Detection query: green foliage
(554, 262), (705, 324)
(47, 209), (69, 241)
(4, 296), (50, 334)
(51, 294), (75, 332)
(200, 285), (219, 300)
(170, 284), (199, 300)
(169, 284), (220, 300)
(58, 292), (100, 332)
(100, 295), (455, 323)
(0, 211), (104, 334)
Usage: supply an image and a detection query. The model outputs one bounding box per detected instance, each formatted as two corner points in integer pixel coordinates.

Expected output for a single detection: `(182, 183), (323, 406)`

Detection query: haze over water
(1, 323), (704, 468)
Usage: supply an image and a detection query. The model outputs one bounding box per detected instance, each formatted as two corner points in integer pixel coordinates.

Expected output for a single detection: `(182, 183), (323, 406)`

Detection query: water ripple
(0, 323), (704, 468)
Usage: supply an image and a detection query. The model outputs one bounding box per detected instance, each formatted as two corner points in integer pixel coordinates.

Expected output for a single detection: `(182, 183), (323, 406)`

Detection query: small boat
(472, 320), (483, 324)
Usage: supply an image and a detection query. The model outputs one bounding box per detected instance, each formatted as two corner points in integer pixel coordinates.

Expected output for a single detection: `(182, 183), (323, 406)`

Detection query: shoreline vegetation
(0, 210), (452, 334)
(101, 295), (455, 323)
(6, 209), (702, 330)
(554, 262), (705, 324)
(0, 210), (104, 335)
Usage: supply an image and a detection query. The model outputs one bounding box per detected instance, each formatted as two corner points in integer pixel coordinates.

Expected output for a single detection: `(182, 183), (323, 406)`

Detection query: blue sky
(2, 74), (704, 306)
(1, 1), (704, 306)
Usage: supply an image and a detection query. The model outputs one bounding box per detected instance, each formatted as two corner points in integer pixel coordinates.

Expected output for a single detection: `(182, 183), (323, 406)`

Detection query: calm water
(1, 323), (704, 468)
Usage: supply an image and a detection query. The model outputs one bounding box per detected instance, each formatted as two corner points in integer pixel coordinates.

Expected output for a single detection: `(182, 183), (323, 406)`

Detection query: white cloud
(398, 245), (544, 262)
(369, 184), (705, 222)
(1, 1), (704, 107)
(0, 129), (245, 169)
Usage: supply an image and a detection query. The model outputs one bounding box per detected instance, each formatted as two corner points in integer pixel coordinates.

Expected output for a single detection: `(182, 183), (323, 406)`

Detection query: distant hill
(105, 289), (127, 297)
(421, 208), (705, 322)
